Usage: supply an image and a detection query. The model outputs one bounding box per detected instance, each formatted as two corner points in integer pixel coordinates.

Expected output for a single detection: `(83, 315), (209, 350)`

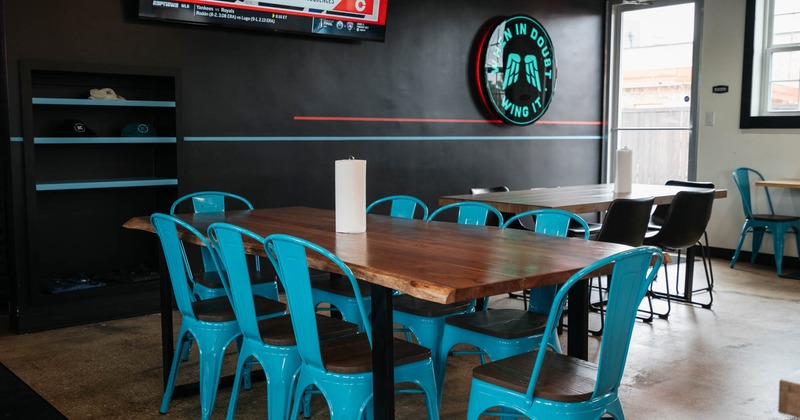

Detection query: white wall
(698, 0), (800, 259)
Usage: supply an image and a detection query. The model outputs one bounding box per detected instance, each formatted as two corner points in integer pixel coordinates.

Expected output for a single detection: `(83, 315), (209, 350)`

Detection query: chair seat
(192, 296), (286, 322)
(194, 268), (274, 289)
(444, 309), (548, 340)
(319, 333), (432, 374)
(392, 294), (472, 317)
(751, 214), (800, 223)
(257, 314), (360, 346)
(310, 276), (372, 297)
(567, 222), (602, 237)
(472, 349), (597, 403)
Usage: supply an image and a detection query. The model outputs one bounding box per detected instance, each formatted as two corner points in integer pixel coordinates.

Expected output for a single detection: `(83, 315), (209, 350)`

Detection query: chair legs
(731, 220), (800, 277)
(392, 311), (449, 374)
(730, 220), (756, 269)
(291, 360), (439, 420)
(227, 343), (301, 420)
(651, 244), (713, 310)
(161, 321), (239, 420)
(437, 326), (560, 405)
(771, 224), (800, 277)
(589, 273), (657, 336)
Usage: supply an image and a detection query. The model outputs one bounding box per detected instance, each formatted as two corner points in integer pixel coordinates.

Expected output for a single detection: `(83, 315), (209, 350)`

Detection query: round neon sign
(475, 15), (557, 125)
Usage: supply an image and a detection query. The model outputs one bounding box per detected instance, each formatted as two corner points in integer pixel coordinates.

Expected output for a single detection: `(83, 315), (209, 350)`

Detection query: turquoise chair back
(502, 209), (590, 239)
(367, 195), (429, 219)
(266, 234), (372, 370)
(502, 209), (591, 314)
(171, 191), (255, 273)
(428, 201), (504, 226)
(207, 223), (266, 344)
(151, 213), (224, 314)
(733, 167), (775, 219)
(529, 247), (663, 399)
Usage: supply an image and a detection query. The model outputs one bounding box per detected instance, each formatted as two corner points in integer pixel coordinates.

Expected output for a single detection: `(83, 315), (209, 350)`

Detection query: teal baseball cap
(121, 122), (157, 137)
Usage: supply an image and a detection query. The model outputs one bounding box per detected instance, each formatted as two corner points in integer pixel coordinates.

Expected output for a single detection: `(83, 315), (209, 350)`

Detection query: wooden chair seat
(257, 314), (360, 346)
(444, 309), (548, 340)
(192, 296), (285, 322)
(320, 334), (432, 374)
(193, 268), (274, 289)
(472, 349), (597, 403)
(392, 294), (472, 317)
(752, 214), (800, 222)
(310, 276), (372, 297)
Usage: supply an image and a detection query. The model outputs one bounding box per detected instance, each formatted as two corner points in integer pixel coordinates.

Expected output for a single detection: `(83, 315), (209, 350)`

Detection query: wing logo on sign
(475, 15), (557, 125)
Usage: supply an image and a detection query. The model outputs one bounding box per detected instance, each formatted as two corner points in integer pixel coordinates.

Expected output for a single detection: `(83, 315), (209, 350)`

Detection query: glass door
(606, 0), (701, 184)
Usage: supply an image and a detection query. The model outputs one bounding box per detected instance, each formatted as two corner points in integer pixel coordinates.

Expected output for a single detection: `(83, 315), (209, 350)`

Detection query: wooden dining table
(439, 183), (728, 214)
(441, 183), (727, 303)
(124, 206), (634, 419)
(755, 179), (800, 189)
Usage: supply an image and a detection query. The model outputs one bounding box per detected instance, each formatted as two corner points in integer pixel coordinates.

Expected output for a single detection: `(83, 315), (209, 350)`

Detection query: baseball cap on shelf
(62, 119), (97, 137)
(121, 122), (157, 137)
(88, 87), (125, 100)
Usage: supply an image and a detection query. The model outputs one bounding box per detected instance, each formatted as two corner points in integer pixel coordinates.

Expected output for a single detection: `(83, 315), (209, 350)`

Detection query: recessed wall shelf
(13, 60), (182, 333)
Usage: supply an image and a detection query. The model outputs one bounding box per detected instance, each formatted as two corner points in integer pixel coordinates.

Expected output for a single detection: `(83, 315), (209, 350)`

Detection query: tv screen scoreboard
(141, 0), (388, 41)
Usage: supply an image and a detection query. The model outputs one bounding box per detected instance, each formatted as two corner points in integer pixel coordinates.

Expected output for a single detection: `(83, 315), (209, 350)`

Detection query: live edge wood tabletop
(123, 206), (632, 305)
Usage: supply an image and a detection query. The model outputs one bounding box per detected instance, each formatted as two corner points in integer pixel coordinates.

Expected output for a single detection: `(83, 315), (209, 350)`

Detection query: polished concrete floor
(1, 257), (799, 419)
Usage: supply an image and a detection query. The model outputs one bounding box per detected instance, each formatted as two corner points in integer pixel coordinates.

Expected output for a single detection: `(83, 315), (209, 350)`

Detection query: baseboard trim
(708, 247), (800, 271)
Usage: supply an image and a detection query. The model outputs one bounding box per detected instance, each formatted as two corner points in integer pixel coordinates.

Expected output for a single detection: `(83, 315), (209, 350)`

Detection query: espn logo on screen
(334, 0), (374, 14)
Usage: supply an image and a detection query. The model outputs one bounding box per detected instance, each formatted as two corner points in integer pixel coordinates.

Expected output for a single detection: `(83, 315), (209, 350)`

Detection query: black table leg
(683, 246), (696, 303)
(567, 278), (589, 360)
(371, 284), (395, 418)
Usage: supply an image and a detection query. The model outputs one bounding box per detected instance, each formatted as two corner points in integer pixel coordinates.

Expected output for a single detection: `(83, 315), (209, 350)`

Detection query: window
(741, 0), (800, 128)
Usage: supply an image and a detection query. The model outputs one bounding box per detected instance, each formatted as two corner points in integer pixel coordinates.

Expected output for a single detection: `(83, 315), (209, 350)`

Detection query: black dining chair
(649, 180), (717, 290)
(588, 197), (655, 335)
(644, 189), (716, 314)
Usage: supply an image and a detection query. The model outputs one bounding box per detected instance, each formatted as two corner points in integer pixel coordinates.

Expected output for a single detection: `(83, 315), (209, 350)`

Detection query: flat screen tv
(138, 0), (388, 42)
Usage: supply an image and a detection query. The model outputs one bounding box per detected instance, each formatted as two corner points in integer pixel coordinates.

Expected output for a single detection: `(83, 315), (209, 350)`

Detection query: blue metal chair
(310, 195), (429, 329)
(436, 209), (590, 404)
(208, 223), (360, 420)
(265, 234), (440, 419)
(171, 191), (279, 300)
(392, 202), (504, 381)
(426, 201), (504, 226)
(151, 213), (287, 420)
(731, 167), (800, 276)
(366, 194), (430, 220)
(466, 246), (664, 420)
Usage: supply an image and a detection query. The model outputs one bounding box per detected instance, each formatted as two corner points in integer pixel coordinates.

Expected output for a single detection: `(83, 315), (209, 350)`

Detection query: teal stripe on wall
(185, 136), (602, 142)
(13, 135), (602, 142)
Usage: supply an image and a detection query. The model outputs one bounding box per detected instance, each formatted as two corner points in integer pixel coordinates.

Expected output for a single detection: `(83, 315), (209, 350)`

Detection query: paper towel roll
(335, 158), (367, 233)
(615, 147), (633, 194)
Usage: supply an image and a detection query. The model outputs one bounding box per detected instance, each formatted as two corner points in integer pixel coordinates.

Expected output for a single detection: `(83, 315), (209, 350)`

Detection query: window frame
(741, 0), (800, 128)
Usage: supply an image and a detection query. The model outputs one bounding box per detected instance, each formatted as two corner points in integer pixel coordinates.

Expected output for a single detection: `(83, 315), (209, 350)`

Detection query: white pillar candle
(615, 147), (633, 194)
(335, 158), (367, 233)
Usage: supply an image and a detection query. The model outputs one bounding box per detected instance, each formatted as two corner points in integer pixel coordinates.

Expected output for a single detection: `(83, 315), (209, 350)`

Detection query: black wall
(3, 0), (604, 212)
